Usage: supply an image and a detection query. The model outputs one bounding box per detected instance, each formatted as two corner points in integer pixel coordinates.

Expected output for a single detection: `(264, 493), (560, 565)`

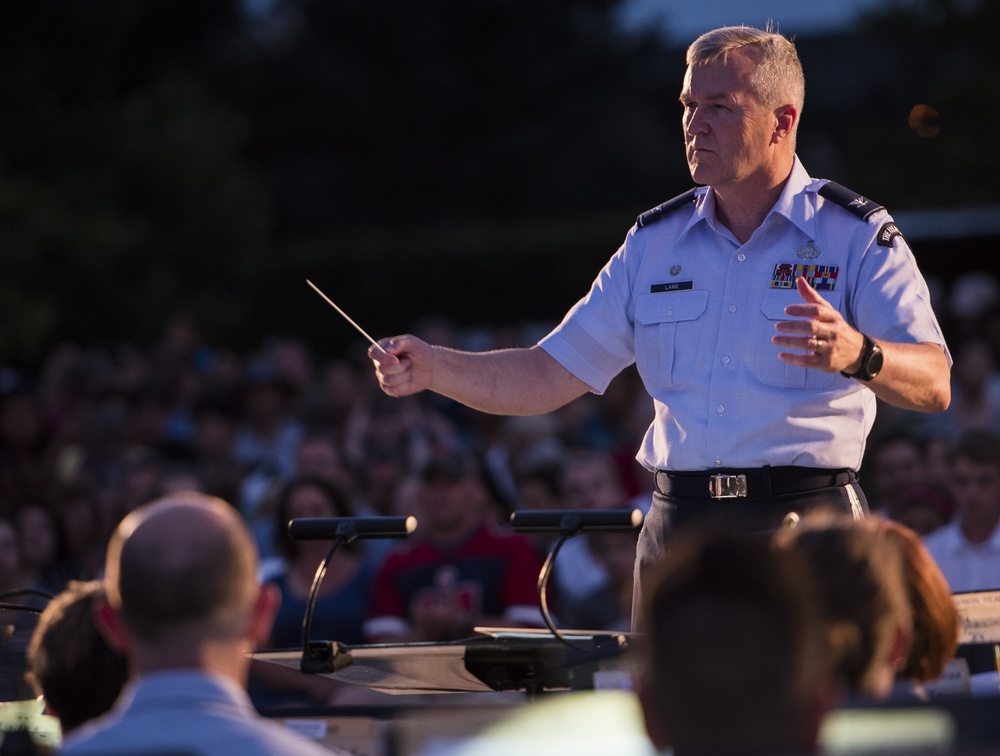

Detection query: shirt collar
(939, 520), (1000, 553)
(674, 186), (712, 242)
(965, 519), (1000, 550)
(769, 155), (817, 239)
(128, 669), (255, 711)
(680, 155), (816, 243)
(942, 522), (969, 553)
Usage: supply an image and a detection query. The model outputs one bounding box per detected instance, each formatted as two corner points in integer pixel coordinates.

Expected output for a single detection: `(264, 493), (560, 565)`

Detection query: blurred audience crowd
(0, 268), (999, 711)
(0, 307), (656, 709)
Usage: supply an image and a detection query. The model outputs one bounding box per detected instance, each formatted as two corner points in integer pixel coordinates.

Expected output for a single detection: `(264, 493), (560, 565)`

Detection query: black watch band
(840, 334), (883, 381)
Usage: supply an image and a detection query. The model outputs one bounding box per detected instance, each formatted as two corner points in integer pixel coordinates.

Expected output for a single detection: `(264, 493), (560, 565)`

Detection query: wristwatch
(840, 334), (883, 381)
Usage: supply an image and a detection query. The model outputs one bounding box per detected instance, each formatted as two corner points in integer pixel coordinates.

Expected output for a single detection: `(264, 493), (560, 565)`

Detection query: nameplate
(650, 281), (693, 293)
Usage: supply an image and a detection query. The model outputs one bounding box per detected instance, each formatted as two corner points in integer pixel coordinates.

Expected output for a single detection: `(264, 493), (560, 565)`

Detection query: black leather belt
(655, 466), (854, 500)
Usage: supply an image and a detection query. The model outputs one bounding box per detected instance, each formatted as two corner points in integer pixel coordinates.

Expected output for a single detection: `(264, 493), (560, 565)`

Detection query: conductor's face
(680, 48), (776, 189)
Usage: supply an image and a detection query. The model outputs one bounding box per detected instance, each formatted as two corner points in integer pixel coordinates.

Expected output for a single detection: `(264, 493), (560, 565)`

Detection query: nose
(685, 107), (708, 136)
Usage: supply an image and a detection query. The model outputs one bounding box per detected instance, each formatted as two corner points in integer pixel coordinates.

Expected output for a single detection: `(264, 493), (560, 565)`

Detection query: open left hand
(772, 276), (864, 373)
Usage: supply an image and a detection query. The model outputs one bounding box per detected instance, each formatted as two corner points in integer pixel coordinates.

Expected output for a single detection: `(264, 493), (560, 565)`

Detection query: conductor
(368, 25), (951, 615)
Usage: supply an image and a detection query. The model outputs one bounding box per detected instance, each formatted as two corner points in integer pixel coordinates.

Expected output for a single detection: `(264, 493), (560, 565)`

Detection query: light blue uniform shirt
(61, 670), (343, 755)
(539, 158), (950, 473)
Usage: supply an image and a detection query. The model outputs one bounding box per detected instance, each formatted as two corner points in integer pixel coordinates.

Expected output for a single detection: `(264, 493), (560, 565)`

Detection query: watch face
(865, 346), (884, 378)
(840, 336), (882, 381)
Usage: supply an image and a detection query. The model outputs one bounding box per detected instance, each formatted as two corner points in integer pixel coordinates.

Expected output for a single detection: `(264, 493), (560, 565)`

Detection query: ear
(247, 582), (281, 649)
(636, 680), (670, 751)
(772, 104), (798, 145)
(95, 596), (131, 655)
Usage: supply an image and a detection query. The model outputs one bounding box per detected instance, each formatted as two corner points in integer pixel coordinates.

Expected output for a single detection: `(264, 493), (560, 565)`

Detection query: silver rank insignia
(796, 241), (820, 258)
(670, 265), (682, 276)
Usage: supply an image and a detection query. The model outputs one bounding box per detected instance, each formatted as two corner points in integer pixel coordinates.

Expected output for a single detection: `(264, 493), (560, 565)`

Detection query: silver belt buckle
(709, 474), (748, 499)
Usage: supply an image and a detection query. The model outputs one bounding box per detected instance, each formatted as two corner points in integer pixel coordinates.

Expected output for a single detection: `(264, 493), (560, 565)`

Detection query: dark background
(1, 0), (997, 366)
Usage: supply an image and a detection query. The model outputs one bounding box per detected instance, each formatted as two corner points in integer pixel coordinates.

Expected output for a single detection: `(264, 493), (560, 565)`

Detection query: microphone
(509, 508), (643, 535)
(288, 516), (417, 541)
(291, 517), (416, 674)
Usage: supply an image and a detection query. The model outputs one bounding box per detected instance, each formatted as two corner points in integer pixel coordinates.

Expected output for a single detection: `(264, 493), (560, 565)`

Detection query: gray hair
(687, 25), (805, 125)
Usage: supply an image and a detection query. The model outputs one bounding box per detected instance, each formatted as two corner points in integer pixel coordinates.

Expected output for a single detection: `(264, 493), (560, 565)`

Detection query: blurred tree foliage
(825, 0), (1000, 207)
(0, 0), (995, 364)
(228, 0), (684, 347)
(0, 0), (271, 364)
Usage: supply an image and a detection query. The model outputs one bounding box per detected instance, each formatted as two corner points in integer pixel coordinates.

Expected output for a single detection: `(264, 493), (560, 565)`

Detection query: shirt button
(722, 356), (730, 365)
(729, 305), (737, 314)
(737, 253), (746, 262)
(716, 405), (725, 414)
(666, 309), (673, 317)
(714, 458), (723, 467)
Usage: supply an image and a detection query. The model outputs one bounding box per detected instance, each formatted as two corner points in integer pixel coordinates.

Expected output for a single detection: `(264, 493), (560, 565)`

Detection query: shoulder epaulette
(635, 188), (698, 229)
(817, 181), (885, 221)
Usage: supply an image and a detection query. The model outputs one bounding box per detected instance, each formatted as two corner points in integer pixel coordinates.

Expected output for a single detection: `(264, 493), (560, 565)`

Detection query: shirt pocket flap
(760, 290), (843, 320)
(635, 290), (709, 325)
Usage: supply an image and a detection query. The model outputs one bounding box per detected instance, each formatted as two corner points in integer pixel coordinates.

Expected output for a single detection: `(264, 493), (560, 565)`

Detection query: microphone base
(301, 641), (353, 675)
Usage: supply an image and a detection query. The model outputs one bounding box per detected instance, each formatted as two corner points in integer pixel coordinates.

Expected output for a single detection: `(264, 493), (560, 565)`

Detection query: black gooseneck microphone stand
(287, 515), (417, 674)
(509, 508), (644, 648)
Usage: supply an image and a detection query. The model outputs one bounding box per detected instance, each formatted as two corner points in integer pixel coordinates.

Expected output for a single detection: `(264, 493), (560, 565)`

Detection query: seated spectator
(261, 335), (317, 419)
(940, 338), (1000, 435)
(26, 580), (129, 735)
(364, 451), (543, 643)
(309, 359), (366, 430)
(0, 514), (46, 702)
(353, 441), (410, 519)
(248, 476), (375, 709)
(863, 427), (932, 516)
(922, 435), (952, 495)
(14, 499), (81, 595)
(189, 389), (244, 505)
(233, 360), (304, 523)
(513, 462), (565, 515)
(562, 530), (637, 632)
(511, 462), (566, 559)
(0, 385), (49, 505)
(151, 461), (206, 498)
(51, 483), (108, 581)
(293, 430), (355, 500)
(112, 445), (166, 520)
(265, 477), (373, 645)
(636, 525), (833, 755)
(61, 491), (344, 755)
(552, 450), (632, 622)
(776, 514), (913, 700)
(923, 429), (1000, 591)
(293, 430), (395, 569)
(883, 484), (955, 537)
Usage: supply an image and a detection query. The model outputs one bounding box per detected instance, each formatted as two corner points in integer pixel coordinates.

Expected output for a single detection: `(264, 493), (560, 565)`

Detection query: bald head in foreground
(62, 492), (346, 755)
